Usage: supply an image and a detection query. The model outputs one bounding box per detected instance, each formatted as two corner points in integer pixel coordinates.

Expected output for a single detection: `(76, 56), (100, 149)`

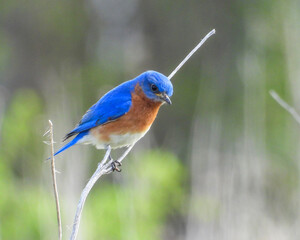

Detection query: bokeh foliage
(1, 0), (300, 239)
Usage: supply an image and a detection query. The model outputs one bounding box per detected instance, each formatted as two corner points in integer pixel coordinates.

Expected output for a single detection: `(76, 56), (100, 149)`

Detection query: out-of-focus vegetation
(1, 0), (300, 239)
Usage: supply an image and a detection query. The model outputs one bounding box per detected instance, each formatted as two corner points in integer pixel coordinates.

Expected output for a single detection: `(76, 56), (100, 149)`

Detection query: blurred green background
(1, 0), (300, 239)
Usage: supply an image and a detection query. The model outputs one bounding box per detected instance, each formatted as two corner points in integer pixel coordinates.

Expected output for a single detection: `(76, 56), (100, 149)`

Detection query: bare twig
(168, 29), (216, 80)
(49, 120), (62, 240)
(269, 90), (300, 125)
(70, 144), (135, 240)
(68, 29), (215, 240)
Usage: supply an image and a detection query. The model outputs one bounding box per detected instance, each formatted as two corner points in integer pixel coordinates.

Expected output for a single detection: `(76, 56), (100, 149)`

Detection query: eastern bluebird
(54, 70), (173, 171)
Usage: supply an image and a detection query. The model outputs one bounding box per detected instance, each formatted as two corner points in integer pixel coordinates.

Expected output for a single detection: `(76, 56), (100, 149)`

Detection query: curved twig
(168, 29), (216, 80)
(269, 90), (300, 125)
(49, 120), (62, 240)
(62, 29), (216, 240)
(70, 144), (135, 240)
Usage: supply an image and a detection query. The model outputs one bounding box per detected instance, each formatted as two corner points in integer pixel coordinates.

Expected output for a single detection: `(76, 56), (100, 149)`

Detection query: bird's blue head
(138, 70), (173, 105)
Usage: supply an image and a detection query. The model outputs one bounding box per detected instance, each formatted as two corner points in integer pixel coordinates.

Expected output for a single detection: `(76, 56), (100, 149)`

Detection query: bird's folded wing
(64, 92), (132, 140)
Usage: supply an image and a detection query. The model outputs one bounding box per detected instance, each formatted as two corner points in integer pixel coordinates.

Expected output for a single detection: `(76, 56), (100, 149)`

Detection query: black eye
(151, 84), (158, 92)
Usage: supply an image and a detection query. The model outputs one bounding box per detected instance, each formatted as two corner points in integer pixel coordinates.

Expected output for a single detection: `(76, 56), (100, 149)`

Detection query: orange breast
(90, 84), (162, 142)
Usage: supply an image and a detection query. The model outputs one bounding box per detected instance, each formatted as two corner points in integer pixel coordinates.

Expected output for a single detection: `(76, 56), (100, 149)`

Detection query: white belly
(77, 129), (150, 149)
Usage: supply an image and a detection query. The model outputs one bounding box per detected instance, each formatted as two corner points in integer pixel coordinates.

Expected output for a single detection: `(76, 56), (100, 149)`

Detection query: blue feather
(63, 77), (140, 141)
(54, 131), (89, 156)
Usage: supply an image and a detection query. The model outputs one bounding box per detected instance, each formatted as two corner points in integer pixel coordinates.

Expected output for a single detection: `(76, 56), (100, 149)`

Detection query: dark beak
(160, 92), (172, 105)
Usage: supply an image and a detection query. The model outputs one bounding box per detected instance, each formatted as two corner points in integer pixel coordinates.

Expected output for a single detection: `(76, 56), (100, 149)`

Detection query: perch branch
(70, 144), (135, 240)
(49, 120), (62, 240)
(269, 90), (300, 125)
(168, 29), (216, 80)
(69, 28), (216, 240)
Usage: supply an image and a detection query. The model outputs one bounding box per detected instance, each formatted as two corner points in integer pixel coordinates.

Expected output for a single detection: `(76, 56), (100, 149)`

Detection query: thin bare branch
(49, 120), (63, 240)
(43, 128), (51, 136)
(269, 90), (300, 125)
(168, 29), (216, 80)
(70, 144), (135, 240)
(68, 29), (215, 240)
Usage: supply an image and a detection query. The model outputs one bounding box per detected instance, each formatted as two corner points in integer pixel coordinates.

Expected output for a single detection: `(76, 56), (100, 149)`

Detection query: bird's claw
(111, 161), (122, 172)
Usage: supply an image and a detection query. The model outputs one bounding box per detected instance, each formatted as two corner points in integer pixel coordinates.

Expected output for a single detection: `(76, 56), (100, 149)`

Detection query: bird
(53, 70), (173, 171)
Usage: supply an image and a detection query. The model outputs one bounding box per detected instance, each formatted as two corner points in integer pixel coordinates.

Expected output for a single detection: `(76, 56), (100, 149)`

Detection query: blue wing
(52, 75), (141, 157)
(63, 79), (137, 141)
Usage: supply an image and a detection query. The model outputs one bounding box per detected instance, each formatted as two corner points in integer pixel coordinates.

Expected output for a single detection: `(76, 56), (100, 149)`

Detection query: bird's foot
(111, 160), (122, 172)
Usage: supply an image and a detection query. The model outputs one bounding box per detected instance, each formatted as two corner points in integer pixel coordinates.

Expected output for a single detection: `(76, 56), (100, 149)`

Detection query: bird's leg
(109, 151), (122, 172)
(111, 144), (135, 173)
(111, 161), (121, 172)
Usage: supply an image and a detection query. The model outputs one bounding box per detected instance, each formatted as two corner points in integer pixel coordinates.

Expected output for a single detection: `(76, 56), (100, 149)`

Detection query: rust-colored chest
(90, 85), (162, 141)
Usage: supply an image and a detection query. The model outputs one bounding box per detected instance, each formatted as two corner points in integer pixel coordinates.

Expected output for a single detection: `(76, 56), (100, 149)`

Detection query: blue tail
(52, 131), (89, 157)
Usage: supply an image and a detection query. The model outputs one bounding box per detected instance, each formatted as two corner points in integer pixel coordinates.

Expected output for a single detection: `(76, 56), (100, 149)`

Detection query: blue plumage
(54, 131), (89, 156)
(62, 78), (137, 140)
(53, 70), (173, 156)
